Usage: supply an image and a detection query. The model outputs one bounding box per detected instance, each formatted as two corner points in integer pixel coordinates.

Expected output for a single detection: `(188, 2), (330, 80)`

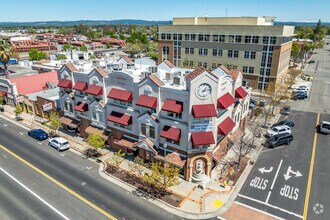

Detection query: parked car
(293, 93), (308, 100)
(318, 121), (330, 135)
(250, 99), (257, 105)
(28, 129), (49, 141)
(48, 137), (70, 151)
(266, 133), (293, 148)
(266, 125), (291, 138)
(308, 60), (315, 64)
(280, 106), (291, 115)
(293, 87), (308, 93)
(272, 120), (295, 128)
(259, 100), (266, 107)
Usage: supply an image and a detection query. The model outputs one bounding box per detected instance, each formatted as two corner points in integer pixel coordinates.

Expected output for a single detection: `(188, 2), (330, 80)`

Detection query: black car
(280, 106), (291, 115)
(293, 94), (307, 100)
(308, 60), (315, 64)
(272, 120), (295, 128)
(266, 133), (293, 148)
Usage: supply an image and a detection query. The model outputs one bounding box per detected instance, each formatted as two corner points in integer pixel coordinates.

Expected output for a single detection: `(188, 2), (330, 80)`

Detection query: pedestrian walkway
(0, 104), (281, 219)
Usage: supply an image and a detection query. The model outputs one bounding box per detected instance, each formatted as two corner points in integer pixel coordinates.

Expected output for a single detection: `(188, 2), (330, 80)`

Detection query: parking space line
(238, 194), (303, 219)
(234, 201), (285, 220)
(261, 146), (285, 154)
(303, 113), (320, 220)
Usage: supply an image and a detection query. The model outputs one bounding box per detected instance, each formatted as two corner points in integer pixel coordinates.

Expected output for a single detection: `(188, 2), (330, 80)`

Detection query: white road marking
(2, 153), (7, 159)
(266, 159), (283, 204)
(60, 153), (65, 157)
(217, 216), (226, 220)
(19, 132), (24, 135)
(261, 146), (285, 153)
(235, 201), (285, 220)
(0, 166), (70, 220)
(238, 194), (303, 219)
(86, 166), (93, 170)
(3, 124), (8, 127)
(38, 142), (42, 145)
(283, 166), (302, 180)
(258, 167), (273, 174)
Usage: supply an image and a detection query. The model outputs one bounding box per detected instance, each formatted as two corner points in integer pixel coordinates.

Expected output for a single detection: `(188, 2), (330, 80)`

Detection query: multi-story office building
(158, 16), (295, 90)
(57, 58), (250, 181)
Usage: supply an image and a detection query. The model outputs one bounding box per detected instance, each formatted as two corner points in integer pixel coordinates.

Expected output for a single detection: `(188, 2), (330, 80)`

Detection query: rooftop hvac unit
(173, 77), (181, 86)
(140, 71), (151, 79)
(165, 72), (172, 81)
(148, 66), (158, 73)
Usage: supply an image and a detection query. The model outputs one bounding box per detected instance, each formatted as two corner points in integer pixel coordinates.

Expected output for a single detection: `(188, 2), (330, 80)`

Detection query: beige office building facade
(158, 16), (295, 90)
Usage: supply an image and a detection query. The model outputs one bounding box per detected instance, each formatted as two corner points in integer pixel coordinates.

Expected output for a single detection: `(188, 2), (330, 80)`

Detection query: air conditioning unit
(140, 71), (151, 79)
(148, 66), (158, 73)
(165, 72), (172, 81)
(173, 77), (181, 86)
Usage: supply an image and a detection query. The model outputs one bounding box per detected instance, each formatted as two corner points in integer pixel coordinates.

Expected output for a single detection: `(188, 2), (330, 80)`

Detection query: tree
(56, 54), (67, 60)
(0, 94), (3, 106)
(142, 162), (180, 189)
(28, 49), (48, 61)
(48, 111), (61, 136)
(0, 38), (14, 79)
(14, 104), (23, 120)
(80, 45), (88, 52)
(128, 157), (145, 177)
(286, 69), (302, 89)
(108, 150), (125, 168)
(86, 133), (105, 150)
(63, 44), (71, 51)
(105, 43), (111, 49)
(291, 42), (300, 60)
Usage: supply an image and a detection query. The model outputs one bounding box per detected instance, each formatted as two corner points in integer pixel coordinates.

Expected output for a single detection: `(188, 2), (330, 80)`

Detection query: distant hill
(0, 19), (171, 27)
(275, 21), (330, 26)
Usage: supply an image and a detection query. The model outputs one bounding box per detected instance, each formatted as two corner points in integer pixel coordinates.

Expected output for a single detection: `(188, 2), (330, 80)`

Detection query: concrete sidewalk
(0, 104), (281, 219)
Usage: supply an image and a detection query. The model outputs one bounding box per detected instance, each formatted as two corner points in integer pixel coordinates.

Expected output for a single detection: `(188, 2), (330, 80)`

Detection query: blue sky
(1, 0), (329, 22)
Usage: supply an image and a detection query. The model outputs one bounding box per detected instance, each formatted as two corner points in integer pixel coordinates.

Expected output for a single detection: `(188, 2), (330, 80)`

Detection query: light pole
(163, 143), (167, 186)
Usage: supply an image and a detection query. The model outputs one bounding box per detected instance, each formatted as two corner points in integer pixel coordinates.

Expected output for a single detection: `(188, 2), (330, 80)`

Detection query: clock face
(196, 83), (212, 99)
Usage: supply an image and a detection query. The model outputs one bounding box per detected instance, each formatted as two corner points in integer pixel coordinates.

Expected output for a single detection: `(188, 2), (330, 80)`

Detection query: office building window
(229, 35), (242, 43)
(228, 50), (239, 58)
(244, 51), (256, 59)
(270, 37), (277, 44)
(252, 36), (259, 44)
(191, 34), (196, 41)
(212, 49), (223, 57)
(245, 36), (252, 43)
(243, 66), (254, 74)
(161, 33), (166, 40)
(141, 123), (146, 136)
(263, 36), (269, 44)
(198, 48), (208, 56)
(162, 46), (169, 55)
(235, 35), (242, 43)
(149, 126), (155, 139)
(198, 34), (210, 42)
(198, 62), (207, 68)
(166, 34), (171, 40)
(185, 48), (194, 54)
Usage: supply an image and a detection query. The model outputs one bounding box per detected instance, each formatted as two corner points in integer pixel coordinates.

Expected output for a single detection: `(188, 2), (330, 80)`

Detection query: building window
(149, 126), (155, 139)
(244, 51), (256, 59)
(173, 34), (182, 41)
(263, 36), (269, 44)
(185, 47), (194, 54)
(245, 36), (252, 43)
(113, 99), (132, 107)
(167, 111), (182, 119)
(166, 34), (171, 40)
(270, 37), (276, 44)
(252, 36), (259, 44)
(198, 62), (207, 68)
(161, 33), (166, 40)
(217, 109), (227, 118)
(228, 50), (239, 58)
(212, 49), (223, 57)
(142, 107), (156, 114)
(198, 48), (208, 56)
(198, 34), (210, 42)
(228, 35), (242, 43)
(166, 138), (180, 145)
(162, 46), (169, 55)
(64, 101), (73, 112)
(243, 66), (254, 74)
(141, 123), (146, 135)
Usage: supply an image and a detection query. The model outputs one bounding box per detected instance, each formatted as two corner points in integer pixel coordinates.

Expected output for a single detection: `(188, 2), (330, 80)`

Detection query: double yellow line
(0, 144), (117, 220)
(303, 113), (320, 219)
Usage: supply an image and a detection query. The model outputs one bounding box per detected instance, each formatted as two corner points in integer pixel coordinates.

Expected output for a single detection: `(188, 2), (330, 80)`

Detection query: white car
(48, 137), (70, 151)
(266, 125), (291, 138)
(293, 87), (308, 93)
(318, 121), (330, 134)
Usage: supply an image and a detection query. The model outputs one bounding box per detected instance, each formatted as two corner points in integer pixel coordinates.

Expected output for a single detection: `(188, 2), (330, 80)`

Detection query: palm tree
(0, 39), (14, 79)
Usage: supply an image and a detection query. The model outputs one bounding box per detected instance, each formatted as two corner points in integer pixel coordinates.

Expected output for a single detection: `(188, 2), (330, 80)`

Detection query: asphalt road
(0, 117), (181, 220)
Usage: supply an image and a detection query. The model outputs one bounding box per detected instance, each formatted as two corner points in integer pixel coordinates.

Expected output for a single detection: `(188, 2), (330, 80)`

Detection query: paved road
(0, 117), (181, 220)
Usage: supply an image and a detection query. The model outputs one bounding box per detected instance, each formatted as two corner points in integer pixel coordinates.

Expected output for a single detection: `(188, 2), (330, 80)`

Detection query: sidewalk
(0, 105), (281, 219)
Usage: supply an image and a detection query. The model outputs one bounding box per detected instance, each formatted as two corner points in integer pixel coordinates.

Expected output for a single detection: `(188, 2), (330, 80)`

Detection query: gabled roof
(64, 63), (78, 72)
(9, 71), (58, 95)
(186, 67), (218, 80)
(148, 75), (164, 87)
(229, 69), (240, 81)
(163, 60), (175, 68)
(95, 67), (108, 78)
(219, 65), (230, 74)
(121, 56), (133, 64)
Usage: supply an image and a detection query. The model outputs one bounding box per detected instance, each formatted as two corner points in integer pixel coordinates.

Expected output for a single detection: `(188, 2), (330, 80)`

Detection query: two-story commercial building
(57, 58), (250, 181)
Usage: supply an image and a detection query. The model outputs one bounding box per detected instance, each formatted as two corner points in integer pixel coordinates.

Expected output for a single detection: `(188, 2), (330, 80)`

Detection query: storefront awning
(86, 85), (103, 96)
(217, 93), (235, 109)
(107, 111), (132, 126)
(0, 90), (7, 97)
(160, 126), (181, 142)
(136, 95), (157, 109)
(192, 104), (217, 118)
(60, 116), (80, 128)
(161, 99), (183, 114)
(235, 86), (248, 99)
(218, 117), (236, 135)
(74, 102), (88, 112)
(73, 81), (88, 91)
(107, 88), (133, 102)
(58, 79), (72, 89)
(191, 131), (215, 146)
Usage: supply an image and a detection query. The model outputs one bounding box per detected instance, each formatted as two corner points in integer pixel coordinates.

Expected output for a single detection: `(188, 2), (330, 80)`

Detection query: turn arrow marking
(258, 167), (273, 174)
(284, 166), (302, 180)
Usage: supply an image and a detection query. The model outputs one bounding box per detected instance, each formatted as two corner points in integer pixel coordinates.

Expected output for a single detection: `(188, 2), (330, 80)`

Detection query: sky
(1, 0), (329, 22)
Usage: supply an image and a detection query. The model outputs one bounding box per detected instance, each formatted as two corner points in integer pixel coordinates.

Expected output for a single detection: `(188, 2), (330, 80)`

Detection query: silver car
(48, 137), (70, 151)
(319, 121), (330, 135)
(266, 125), (291, 138)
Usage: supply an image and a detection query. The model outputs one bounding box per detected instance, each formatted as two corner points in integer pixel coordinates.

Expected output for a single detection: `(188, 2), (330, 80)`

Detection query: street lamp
(163, 142), (167, 185)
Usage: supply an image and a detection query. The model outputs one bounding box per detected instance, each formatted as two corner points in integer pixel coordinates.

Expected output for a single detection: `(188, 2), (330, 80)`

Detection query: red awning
(191, 131), (215, 146)
(107, 88), (132, 102)
(235, 86), (248, 98)
(58, 78), (72, 88)
(107, 111), (132, 126)
(86, 85), (103, 96)
(73, 81), (88, 91)
(0, 91), (7, 97)
(74, 102), (88, 112)
(162, 99), (183, 114)
(192, 104), (217, 118)
(160, 126), (181, 142)
(136, 95), (157, 109)
(217, 93), (235, 109)
(218, 117), (236, 135)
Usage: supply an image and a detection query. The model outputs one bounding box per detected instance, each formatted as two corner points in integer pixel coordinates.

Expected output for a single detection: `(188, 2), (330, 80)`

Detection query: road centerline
(303, 112), (320, 220)
(0, 166), (70, 220)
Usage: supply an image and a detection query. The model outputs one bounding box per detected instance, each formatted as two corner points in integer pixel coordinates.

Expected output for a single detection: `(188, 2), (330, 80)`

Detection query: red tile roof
(95, 67), (108, 78)
(122, 56), (133, 64)
(9, 71), (58, 95)
(65, 63), (78, 72)
(155, 152), (186, 168)
(74, 102), (88, 112)
(219, 65), (230, 74)
(186, 66), (218, 80)
(148, 75), (164, 87)
(229, 69), (240, 80)
(163, 60), (175, 68)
